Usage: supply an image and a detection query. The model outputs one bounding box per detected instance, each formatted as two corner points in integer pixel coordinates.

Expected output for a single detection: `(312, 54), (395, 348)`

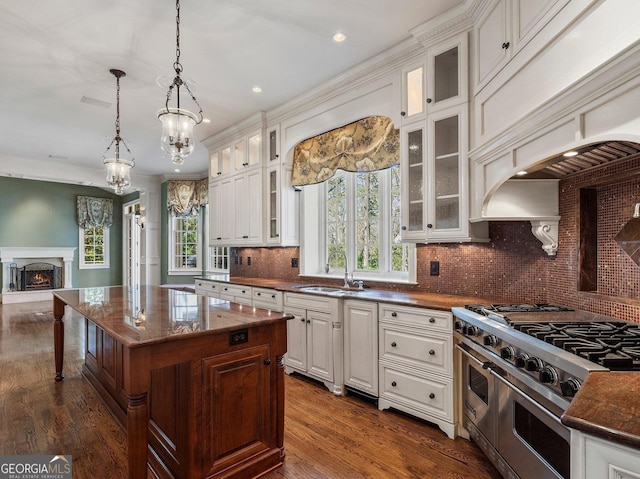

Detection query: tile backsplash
(231, 158), (640, 322)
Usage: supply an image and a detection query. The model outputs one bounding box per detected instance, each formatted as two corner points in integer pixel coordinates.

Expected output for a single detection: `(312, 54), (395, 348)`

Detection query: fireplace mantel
(0, 247), (76, 303)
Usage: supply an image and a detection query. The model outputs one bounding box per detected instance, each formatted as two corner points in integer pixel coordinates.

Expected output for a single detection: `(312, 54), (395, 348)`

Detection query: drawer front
(379, 304), (452, 331)
(284, 292), (337, 314)
(379, 366), (453, 421)
(220, 284), (251, 298)
(252, 288), (283, 311)
(380, 326), (452, 376)
(195, 281), (221, 296)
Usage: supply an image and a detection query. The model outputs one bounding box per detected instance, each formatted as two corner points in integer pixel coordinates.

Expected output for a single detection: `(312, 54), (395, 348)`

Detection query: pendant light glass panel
(158, 107), (198, 164)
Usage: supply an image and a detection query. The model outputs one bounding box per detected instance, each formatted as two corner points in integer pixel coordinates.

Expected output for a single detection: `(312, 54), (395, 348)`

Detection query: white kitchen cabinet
(266, 124), (299, 246)
(571, 430), (640, 479)
(426, 32), (468, 112)
(343, 299), (378, 397)
(232, 168), (263, 245)
(474, 0), (569, 90)
(284, 292), (343, 395)
(194, 279), (221, 298)
(378, 303), (456, 439)
(209, 177), (233, 245)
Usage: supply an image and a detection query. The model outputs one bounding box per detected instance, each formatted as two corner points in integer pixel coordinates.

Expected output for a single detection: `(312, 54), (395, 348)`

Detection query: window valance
(167, 179), (209, 217)
(292, 116), (400, 186)
(77, 196), (114, 228)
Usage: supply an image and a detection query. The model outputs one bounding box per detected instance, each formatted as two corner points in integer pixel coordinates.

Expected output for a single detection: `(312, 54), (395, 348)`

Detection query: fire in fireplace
(16, 263), (62, 291)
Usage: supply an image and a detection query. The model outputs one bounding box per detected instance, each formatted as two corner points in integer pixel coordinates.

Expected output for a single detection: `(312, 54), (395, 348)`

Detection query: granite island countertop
(562, 371), (640, 450)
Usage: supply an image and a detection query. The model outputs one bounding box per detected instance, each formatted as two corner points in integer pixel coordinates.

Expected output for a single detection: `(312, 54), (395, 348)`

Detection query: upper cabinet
(400, 62), (426, 124)
(474, 0), (569, 90)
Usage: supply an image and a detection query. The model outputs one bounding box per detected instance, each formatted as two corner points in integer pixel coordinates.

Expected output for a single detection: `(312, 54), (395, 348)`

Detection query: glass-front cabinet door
(426, 105), (467, 241)
(400, 122), (426, 241)
(426, 32), (468, 112)
(401, 62), (426, 124)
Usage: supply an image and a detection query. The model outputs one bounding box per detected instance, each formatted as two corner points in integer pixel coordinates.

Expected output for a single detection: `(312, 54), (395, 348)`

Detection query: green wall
(0, 176), (123, 288)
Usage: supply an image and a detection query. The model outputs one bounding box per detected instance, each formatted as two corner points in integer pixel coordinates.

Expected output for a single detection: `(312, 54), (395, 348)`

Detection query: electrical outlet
(247, 256), (251, 266)
(430, 261), (439, 276)
(239, 256), (243, 265)
(291, 258), (299, 268)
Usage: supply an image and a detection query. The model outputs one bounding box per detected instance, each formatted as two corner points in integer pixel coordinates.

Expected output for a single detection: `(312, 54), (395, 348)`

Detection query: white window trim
(168, 214), (202, 276)
(79, 226), (111, 270)
(299, 169), (416, 284)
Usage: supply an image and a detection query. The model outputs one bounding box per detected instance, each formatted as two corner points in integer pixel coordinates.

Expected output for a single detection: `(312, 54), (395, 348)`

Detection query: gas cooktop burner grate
(464, 303), (573, 314)
(514, 321), (640, 370)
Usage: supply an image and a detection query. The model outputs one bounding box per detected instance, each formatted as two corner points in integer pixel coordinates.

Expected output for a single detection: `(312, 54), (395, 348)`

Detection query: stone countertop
(54, 286), (292, 348)
(196, 275), (501, 311)
(561, 371), (640, 450)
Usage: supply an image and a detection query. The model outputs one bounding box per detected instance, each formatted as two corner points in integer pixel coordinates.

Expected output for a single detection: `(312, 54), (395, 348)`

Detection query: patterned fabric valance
(167, 179), (209, 217)
(292, 116), (400, 186)
(77, 196), (114, 228)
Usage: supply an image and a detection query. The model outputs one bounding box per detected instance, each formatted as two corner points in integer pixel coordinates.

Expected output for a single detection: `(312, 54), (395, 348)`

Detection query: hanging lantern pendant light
(158, 0), (204, 165)
(104, 69), (135, 195)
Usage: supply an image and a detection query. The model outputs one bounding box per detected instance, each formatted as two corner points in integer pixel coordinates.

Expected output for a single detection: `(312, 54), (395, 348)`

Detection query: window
(323, 165), (413, 282)
(169, 215), (200, 274)
(79, 225), (110, 269)
(209, 246), (229, 273)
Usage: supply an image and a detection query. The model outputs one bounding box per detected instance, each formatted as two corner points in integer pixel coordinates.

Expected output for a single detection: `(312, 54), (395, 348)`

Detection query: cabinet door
(400, 123), (426, 241)
(267, 166), (279, 243)
(218, 178), (233, 243)
(201, 345), (272, 477)
(426, 32), (468, 112)
(475, 0), (510, 88)
(209, 182), (221, 244)
(307, 309), (334, 382)
(246, 168), (263, 244)
(233, 139), (246, 171)
(248, 133), (261, 167)
(401, 62), (426, 123)
(427, 105), (468, 241)
(284, 306), (307, 371)
(344, 300), (378, 396)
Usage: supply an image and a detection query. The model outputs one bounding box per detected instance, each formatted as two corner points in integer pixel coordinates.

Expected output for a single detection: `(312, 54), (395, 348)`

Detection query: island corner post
(53, 293), (66, 381)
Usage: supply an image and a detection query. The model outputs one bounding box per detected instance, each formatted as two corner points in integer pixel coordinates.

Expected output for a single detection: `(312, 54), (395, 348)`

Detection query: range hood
(479, 141), (640, 256)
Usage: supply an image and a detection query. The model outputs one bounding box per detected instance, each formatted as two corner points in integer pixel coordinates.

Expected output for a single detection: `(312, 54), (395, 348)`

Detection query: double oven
(452, 304), (640, 479)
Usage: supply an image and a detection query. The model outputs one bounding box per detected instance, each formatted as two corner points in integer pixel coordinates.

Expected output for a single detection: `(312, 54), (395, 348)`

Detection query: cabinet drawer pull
(271, 294), (276, 299)
(391, 312), (398, 317)
(264, 358), (271, 366)
(242, 235), (249, 239)
(429, 393), (435, 399)
(241, 290), (246, 294)
(391, 381), (397, 387)
(429, 317), (436, 323)
(300, 317), (305, 322)
(426, 98), (432, 104)
(429, 349), (435, 356)
(306, 319), (311, 324)
(257, 292), (261, 296)
(391, 342), (397, 348)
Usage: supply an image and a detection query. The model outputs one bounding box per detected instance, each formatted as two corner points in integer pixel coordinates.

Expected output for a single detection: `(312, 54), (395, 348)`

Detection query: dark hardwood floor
(0, 300), (500, 479)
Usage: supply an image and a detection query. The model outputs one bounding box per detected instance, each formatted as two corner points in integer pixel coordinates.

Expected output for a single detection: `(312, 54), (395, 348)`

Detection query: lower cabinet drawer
(379, 325), (452, 376)
(379, 365), (453, 421)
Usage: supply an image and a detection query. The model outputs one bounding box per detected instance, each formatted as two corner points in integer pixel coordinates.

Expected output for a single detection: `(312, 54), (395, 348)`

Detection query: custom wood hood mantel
(52, 286), (292, 479)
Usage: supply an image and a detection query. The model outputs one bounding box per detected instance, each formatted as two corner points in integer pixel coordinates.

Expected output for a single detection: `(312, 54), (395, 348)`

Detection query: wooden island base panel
(52, 286), (292, 479)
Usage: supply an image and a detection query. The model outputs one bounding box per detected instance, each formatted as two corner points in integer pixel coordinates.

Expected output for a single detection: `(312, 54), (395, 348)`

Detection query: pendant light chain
(174, 0), (182, 75)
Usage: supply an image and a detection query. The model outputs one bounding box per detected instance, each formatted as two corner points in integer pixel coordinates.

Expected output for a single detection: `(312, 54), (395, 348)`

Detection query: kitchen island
(52, 285), (292, 479)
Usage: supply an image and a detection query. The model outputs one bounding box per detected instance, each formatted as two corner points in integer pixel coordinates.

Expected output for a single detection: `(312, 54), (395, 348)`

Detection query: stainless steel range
(452, 304), (637, 479)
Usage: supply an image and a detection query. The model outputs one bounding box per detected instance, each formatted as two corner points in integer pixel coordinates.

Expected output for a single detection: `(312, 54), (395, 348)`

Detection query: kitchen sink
(295, 285), (368, 296)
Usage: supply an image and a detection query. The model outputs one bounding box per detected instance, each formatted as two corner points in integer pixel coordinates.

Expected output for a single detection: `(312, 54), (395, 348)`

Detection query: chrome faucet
(325, 251), (350, 288)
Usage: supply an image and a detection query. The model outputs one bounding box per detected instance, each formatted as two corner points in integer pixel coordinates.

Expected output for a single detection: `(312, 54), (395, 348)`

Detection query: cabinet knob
(502, 41), (510, 49)
(306, 319), (311, 324)
(391, 342), (397, 348)
(242, 235), (249, 239)
(429, 393), (435, 399)
(271, 294), (276, 299)
(429, 349), (435, 356)
(241, 290), (246, 294)
(429, 317), (436, 324)
(401, 226), (407, 231)
(216, 237), (222, 240)
(426, 98), (432, 104)
(264, 358), (271, 366)
(217, 171), (222, 176)
(391, 381), (397, 387)
(257, 292), (261, 296)
(400, 111), (406, 117)
(391, 312), (398, 317)
(427, 223), (433, 229)
(300, 317), (305, 322)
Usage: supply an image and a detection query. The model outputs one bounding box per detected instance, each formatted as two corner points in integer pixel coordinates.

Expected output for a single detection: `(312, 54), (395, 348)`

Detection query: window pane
(173, 216), (199, 269)
(327, 174), (346, 268)
(356, 172), (380, 271)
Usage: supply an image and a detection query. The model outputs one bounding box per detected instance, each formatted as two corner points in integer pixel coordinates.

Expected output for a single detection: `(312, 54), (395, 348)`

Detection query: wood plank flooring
(0, 300), (500, 479)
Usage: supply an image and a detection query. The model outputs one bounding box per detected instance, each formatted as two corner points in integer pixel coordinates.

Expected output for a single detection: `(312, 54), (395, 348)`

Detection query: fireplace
(16, 263), (62, 291)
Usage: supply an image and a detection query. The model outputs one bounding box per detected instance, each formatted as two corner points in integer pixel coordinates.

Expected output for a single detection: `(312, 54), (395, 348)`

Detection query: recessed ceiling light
(202, 118), (211, 123)
(516, 170), (528, 176)
(333, 32), (346, 43)
(174, 168), (180, 172)
(563, 151), (578, 157)
(252, 86), (262, 93)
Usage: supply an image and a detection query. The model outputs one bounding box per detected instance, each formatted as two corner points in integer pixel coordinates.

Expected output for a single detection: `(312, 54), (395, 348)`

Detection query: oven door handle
(488, 367), (563, 424)
(455, 343), (493, 370)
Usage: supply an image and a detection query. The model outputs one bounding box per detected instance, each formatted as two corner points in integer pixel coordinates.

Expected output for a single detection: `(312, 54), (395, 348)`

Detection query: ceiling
(0, 0), (463, 184)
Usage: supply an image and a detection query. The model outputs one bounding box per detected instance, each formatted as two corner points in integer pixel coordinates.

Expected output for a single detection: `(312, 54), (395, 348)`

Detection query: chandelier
(157, 0), (204, 165)
(103, 69), (134, 195)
